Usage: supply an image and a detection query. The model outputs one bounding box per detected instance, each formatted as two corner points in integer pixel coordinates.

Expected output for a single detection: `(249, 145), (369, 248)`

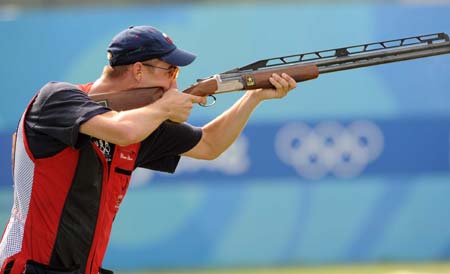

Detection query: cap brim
(160, 48), (196, 67)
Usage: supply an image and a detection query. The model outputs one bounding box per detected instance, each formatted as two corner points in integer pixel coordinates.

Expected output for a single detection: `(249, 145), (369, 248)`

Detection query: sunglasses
(142, 63), (179, 80)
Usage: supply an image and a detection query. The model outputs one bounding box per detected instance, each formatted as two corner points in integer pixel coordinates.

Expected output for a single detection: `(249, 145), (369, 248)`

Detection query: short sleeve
(25, 82), (111, 158)
(136, 121), (203, 173)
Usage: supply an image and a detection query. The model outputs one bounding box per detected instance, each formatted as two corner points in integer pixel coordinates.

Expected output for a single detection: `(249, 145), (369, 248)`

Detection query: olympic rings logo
(274, 120), (384, 180)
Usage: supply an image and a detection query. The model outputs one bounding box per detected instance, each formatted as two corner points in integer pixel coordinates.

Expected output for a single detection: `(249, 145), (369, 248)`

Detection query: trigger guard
(199, 95), (216, 107)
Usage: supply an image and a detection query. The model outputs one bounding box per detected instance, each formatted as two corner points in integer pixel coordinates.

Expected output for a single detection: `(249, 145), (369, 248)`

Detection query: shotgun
(89, 33), (450, 111)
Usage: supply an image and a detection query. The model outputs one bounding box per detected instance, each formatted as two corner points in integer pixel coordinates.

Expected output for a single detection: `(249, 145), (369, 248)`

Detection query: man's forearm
(80, 102), (169, 146)
(183, 73), (296, 160)
(201, 91), (261, 158)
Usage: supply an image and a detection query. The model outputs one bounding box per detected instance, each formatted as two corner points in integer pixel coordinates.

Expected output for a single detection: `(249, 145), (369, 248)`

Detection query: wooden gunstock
(88, 87), (164, 111)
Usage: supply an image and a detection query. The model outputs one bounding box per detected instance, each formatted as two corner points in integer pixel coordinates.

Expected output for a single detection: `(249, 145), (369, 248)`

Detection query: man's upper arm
(26, 83), (111, 150)
(135, 122), (203, 172)
(78, 111), (124, 144)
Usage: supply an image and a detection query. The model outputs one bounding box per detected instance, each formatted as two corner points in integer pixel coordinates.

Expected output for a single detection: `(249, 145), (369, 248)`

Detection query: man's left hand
(252, 73), (297, 101)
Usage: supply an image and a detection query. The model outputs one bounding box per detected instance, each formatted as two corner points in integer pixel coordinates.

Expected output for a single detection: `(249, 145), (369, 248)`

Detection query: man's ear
(132, 62), (143, 82)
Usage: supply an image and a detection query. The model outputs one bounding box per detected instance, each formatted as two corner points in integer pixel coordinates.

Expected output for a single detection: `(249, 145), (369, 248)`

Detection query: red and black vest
(0, 84), (139, 274)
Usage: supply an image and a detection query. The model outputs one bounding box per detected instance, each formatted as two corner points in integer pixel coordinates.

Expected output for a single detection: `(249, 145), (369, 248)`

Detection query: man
(0, 25), (296, 274)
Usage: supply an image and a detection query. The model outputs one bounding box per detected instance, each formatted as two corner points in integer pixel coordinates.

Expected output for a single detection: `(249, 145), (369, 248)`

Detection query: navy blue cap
(107, 26), (196, 67)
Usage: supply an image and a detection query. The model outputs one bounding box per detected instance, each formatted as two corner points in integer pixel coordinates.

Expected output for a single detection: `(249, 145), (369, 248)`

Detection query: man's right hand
(157, 81), (206, 123)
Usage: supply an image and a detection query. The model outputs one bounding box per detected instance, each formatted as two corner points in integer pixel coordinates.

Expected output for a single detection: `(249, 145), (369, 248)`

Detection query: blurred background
(1, 0), (450, 273)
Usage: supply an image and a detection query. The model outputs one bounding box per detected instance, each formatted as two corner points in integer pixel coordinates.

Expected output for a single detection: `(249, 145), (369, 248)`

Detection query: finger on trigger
(190, 94), (205, 104)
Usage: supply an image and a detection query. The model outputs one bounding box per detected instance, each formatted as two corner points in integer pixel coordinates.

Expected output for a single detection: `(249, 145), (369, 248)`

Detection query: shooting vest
(0, 85), (140, 274)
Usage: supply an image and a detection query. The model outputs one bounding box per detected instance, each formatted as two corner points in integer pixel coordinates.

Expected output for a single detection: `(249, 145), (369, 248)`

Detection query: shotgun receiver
(89, 33), (450, 111)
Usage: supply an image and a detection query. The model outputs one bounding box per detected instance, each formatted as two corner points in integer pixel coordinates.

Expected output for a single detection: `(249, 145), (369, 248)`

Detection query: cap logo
(162, 32), (173, 44)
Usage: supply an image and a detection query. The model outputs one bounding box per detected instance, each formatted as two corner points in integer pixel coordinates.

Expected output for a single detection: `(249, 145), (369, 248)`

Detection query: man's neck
(88, 76), (133, 95)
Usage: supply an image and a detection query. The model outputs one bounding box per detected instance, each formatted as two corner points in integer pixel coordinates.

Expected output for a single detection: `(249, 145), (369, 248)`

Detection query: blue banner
(2, 117), (449, 188)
